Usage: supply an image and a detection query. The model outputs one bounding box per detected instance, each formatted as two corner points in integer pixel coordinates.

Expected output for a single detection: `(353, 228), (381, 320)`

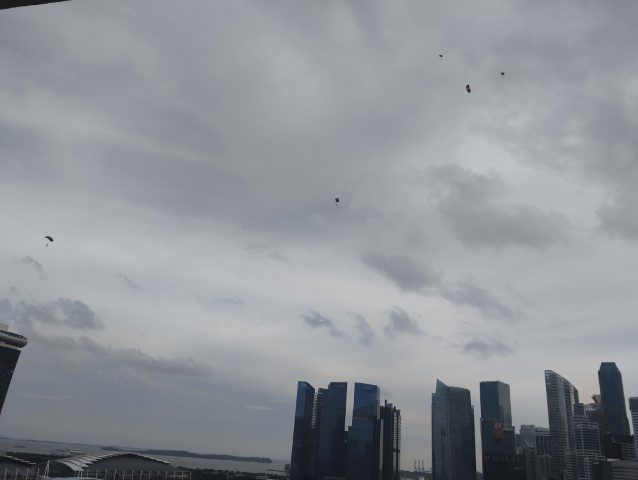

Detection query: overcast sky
(1, 0), (638, 469)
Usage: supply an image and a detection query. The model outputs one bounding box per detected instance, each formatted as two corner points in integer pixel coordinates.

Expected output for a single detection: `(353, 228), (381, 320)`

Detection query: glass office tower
(545, 370), (579, 480)
(347, 383), (381, 480)
(598, 363), (631, 436)
(480, 381), (524, 480)
(317, 382), (348, 480)
(431, 379), (476, 480)
(598, 363), (632, 460)
(290, 381), (316, 480)
(0, 325), (27, 416)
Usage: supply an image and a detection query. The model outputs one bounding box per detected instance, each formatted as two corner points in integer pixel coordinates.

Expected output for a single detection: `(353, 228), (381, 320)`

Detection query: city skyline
(3, 0), (638, 469)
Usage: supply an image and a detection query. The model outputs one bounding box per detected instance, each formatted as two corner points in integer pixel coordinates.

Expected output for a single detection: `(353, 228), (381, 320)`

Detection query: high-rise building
(317, 382), (348, 480)
(534, 427), (552, 480)
(629, 397), (638, 452)
(573, 404), (604, 480)
(600, 434), (636, 461)
(347, 383), (381, 480)
(380, 400), (400, 480)
(545, 370), (579, 480)
(480, 381), (524, 480)
(291, 381), (316, 480)
(431, 379), (476, 480)
(520, 425), (537, 480)
(592, 459), (638, 480)
(0, 325), (27, 416)
(0, 1), (69, 9)
(480, 381), (513, 429)
(598, 363), (631, 436)
(598, 363), (631, 460)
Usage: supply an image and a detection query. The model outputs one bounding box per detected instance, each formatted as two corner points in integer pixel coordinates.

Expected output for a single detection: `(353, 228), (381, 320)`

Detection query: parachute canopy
(465, 84), (471, 93)
(45, 236), (53, 242)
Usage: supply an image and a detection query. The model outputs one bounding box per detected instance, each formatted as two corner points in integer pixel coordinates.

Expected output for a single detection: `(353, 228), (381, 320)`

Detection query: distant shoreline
(102, 446), (273, 464)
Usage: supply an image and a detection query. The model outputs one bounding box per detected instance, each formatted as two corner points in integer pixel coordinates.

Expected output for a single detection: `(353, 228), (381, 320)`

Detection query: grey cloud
(352, 314), (375, 345)
(364, 251), (521, 321)
(384, 307), (424, 339)
(196, 295), (245, 308)
(244, 243), (289, 263)
(462, 337), (514, 360)
(429, 165), (568, 249)
(18, 256), (46, 278)
(30, 331), (211, 377)
(0, 297), (104, 330)
(301, 310), (342, 337)
(116, 273), (143, 291)
(440, 281), (522, 323)
(362, 251), (442, 293)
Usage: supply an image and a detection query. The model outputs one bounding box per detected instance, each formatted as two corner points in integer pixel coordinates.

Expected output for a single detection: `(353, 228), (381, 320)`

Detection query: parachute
(466, 84), (471, 93)
(335, 197), (340, 205)
(44, 235), (53, 247)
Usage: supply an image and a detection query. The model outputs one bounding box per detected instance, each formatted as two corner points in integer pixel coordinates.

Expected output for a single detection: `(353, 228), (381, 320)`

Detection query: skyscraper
(380, 400), (400, 480)
(0, 1), (69, 9)
(573, 403), (604, 480)
(519, 425), (552, 480)
(598, 363), (631, 461)
(347, 383), (381, 480)
(431, 379), (477, 480)
(479, 381), (524, 480)
(317, 382), (348, 480)
(545, 370), (579, 480)
(629, 397), (638, 452)
(598, 363), (631, 437)
(291, 381), (316, 480)
(480, 381), (513, 429)
(0, 325), (27, 416)
(534, 427), (552, 480)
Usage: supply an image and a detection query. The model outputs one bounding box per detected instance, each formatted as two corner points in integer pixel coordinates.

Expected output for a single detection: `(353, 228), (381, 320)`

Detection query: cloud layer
(1, 0), (638, 469)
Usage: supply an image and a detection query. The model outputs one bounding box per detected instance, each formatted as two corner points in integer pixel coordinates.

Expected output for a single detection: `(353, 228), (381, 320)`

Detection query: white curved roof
(55, 453), (170, 472)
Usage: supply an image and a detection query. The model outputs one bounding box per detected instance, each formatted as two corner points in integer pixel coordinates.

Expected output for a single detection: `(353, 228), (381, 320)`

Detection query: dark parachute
(335, 197), (340, 205)
(466, 84), (471, 93)
(500, 72), (505, 76)
(44, 235), (53, 247)
(438, 54), (443, 60)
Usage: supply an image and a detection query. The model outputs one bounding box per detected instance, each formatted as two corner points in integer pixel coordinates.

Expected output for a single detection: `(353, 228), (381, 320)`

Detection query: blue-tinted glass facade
(598, 363), (631, 436)
(347, 383), (381, 480)
(480, 381), (512, 428)
(317, 382), (347, 480)
(0, 328), (27, 417)
(432, 380), (476, 480)
(480, 381), (519, 480)
(290, 381), (316, 480)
